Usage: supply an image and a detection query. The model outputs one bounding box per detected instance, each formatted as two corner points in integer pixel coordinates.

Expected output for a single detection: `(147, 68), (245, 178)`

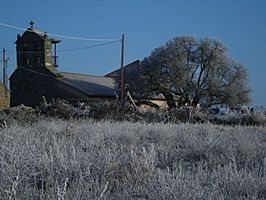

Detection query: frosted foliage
(0, 119), (266, 199)
(128, 36), (251, 108)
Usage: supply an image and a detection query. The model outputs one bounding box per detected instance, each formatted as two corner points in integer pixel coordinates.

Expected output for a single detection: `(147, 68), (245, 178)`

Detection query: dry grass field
(0, 117), (266, 199)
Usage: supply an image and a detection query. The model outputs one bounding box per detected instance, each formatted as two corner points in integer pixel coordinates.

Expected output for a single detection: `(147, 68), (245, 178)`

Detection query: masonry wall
(0, 83), (10, 109)
(10, 69), (82, 107)
(16, 33), (45, 69)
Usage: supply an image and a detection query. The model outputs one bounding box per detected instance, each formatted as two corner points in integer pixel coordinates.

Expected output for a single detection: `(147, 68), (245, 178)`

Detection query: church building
(10, 22), (118, 107)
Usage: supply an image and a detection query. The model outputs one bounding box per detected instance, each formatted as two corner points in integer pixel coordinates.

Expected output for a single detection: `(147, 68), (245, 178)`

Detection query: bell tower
(15, 21), (61, 74)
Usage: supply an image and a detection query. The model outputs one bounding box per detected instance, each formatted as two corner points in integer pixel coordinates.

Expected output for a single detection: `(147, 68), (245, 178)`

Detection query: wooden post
(54, 43), (57, 66)
(2, 48), (5, 86)
(2, 48), (7, 88)
(120, 34), (125, 102)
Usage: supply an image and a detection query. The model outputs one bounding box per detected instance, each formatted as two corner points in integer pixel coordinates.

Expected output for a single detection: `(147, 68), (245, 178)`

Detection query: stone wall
(0, 82), (10, 109)
(10, 68), (83, 107)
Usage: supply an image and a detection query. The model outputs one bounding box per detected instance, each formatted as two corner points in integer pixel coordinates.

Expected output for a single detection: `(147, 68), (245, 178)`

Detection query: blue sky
(0, 0), (265, 107)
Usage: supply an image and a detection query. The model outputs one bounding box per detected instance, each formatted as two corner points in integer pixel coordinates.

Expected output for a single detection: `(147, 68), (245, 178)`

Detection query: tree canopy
(127, 36), (251, 108)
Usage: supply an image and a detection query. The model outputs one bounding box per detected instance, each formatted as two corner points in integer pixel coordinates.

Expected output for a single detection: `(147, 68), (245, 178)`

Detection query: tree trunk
(162, 90), (176, 109)
(192, 96), (200, 107)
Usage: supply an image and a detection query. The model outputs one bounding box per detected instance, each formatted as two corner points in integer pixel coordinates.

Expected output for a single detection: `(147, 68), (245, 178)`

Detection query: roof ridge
(28, 28), (45, 37)
(105, 60), (141, 77)
(61, 71), (114, 79)
(23, 28), (60, 42)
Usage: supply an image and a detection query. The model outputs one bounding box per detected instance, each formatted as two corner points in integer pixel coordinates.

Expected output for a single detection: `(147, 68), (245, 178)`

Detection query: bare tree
(127, 36), (250, 108)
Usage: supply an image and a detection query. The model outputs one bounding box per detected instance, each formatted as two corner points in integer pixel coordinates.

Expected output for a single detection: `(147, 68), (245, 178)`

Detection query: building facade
(10, 24), (117, 107)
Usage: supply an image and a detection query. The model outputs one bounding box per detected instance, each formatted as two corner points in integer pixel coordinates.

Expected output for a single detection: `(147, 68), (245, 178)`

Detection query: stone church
(10, 23), (118, 107)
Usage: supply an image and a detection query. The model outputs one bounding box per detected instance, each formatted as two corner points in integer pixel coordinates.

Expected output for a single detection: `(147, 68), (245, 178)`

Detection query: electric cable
(17, 66), (54, 78)
(0, 22), (119, 42)
(58, 40), (120, 52)
(3, 40), (120, 54)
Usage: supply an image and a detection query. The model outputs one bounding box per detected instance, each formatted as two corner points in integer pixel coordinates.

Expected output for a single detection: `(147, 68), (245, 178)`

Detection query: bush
(210, 111), (266, 126)
(0, 105), (38, 127)
(36, 100), (266, 126)
(2, 100), (265, 127)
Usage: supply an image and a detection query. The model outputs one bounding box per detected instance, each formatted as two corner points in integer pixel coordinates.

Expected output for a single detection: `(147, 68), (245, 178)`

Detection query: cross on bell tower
(29, 20), (34, 28)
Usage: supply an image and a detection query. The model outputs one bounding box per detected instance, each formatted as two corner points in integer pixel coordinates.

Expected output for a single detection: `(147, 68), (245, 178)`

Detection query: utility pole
(120, 34), (125, 102)
(2, 48), (8, 88)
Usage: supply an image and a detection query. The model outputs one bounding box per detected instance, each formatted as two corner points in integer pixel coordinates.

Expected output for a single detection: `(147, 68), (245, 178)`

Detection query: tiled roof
(60, 72), (118, 97)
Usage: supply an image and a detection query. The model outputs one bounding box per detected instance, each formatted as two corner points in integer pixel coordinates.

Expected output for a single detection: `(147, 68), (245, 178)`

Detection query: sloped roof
(30, 28), (61, 43)
(105, 60), (142, 78)
(17, 28), (61, 43)
(60, 72), (118, 97)
(29, 28), (46, 38)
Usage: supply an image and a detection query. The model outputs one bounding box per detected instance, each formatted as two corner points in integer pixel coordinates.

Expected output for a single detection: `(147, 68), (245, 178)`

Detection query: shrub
(4, 100), (265, 126)
(0, 105), (38, 127)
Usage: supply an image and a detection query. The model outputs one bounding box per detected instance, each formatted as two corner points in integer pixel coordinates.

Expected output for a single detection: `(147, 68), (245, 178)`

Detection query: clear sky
(0, 0), (265, 107)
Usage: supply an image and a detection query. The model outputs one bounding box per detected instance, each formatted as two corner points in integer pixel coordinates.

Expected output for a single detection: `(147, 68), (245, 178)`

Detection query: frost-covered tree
(128, 36), (250, 108)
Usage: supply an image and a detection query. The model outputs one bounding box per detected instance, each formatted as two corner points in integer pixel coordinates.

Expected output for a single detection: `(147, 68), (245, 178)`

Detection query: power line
(49, 33), (119, 42)
(4, 40), (120, 54)
(5, 49), (41, 54)
(0, 22), (119, 42)
(17, 66), (54, 78)
(58, 40), (120, 52)
(0, 22), (25, 31)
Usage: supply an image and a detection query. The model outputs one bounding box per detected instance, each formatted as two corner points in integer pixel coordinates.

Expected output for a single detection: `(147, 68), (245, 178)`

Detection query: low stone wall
(0, 83), (10, 109)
